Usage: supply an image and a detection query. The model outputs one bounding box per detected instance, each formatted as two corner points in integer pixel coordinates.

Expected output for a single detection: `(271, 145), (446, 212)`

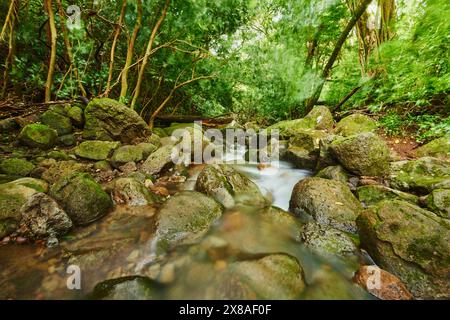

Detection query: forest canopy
(0, 0), (448, 139)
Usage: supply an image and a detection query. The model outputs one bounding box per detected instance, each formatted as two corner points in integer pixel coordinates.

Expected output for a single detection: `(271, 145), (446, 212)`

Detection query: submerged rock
(357, 200), (450, 299)
(334, 114), (378, 137)
(415, 136), (449, 160)
(388, 157), (450, 194)
(357, 185), (419, 207)
(330, 132), (390, 177)
(354, 265), (414, 300)
(195, 164), (267, 208)
(91, 276), (164, 300)
(289, 177), (362, 233)
(83, 98), (151, 143)
(18, 124), (57, 149)
(156, 191), (223, 250)
(75, 140), (121, 161)
(20, 192), (72, 240)
(0, 158), (35, 177)
(50, 173), (113, 225)
(211, 254), (306, 299)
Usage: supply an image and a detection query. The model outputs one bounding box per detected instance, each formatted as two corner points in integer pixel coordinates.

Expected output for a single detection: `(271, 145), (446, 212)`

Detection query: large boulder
(195, 164), (267, 209)
(50, 173), (113, 225)
(75, 140), (121, 161)
(0, 178), (48, 238)
(289, 177), (362, 233)
(67, 106), (84, 128)
(40, 107), (72, 135)
(267, 118), (315, 138)
(141, 144), (174, 175)
(156, 191), (223, 250)
(415, 136), (449, 160)
(19, 192), (72, 240)
(18, 124), (57, 149)
(357, 200), (450, 299)
(83, 98), (151, 143)
(315, 165), (350, 184)
(304, 105), (334, 130)
(211, 254), (306, 299)
(0, 158), (35, 177)
(110, 178), (158, 206)
(357, 185), (419, 207)
(422, 189), (450, 219)
(330, 132), (390, 177)
(91, 276), (164, 300)
(388, 157), (450, 194)
(283, 129), (329, 169)
(110, 143), (157, 168)
(334, 114), (378, 137)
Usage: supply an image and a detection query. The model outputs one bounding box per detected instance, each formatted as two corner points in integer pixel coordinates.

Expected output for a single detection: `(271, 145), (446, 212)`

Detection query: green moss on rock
(415, 137), (450, 160)
(334, 114), (378, 137)
(18, 124), (57, 149)
(75, 140), (121, 160)
(357, 185), (419, 207)
(0, 158), (35, 176)
(40, 109), (72, 135)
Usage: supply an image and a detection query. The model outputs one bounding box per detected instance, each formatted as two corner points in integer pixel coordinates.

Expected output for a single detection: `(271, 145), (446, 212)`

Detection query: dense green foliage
(0, 0), (448, 139)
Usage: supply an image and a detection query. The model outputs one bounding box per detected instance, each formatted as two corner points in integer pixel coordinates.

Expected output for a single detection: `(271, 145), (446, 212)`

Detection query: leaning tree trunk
(44, 0), (57, 102)
(304, 0), (373, 115)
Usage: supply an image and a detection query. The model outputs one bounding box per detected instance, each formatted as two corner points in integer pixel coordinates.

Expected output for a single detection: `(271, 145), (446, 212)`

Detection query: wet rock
(111, 178), (158, 206)
(289, 177), (362, 233)
(330, 132), (390, 177)
(354, 265), (414, 300)
(19, 192), (72, 239)
(40, 108), (72, 136)
(415, 136), (449, 160)
(91, 276), (164, 300)
(388, 157), (450, 194)
(300, 221), (359, 265)
(41, 160), (89, 184)
(334, 114), (378, 137)
(316, 165), (349, 184)
(422, 189), (450, 219)
(195, 164), (267, 208)
(67, 106), (84, 127)
(141, 144), (175, 175)
(83, 98), (151, 143)
(284, 129), (329, 169)
(357, 185), (419, 207)
(304, 105), (334, 130)
(75, 140), (121, 161)
(357, 200), (450, 299)
(0, 158), (35, 177)
(0, 178), (48, 238)
(18, 124), (57, 149)
(50, 173), (113, 225)
(156, 191), (223, 250)
(212, 254), (306, 299)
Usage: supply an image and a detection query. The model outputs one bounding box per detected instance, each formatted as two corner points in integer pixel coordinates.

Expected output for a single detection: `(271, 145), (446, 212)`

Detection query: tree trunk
(44, 0), (57, 102)
(131, 0), (170, 110)
(304, 0), (373, 114)
(120, 0), (142, 100)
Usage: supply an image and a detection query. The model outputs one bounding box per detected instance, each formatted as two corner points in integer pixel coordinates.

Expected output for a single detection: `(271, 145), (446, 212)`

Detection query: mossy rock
(152, 127), (168, 138)
(267, 118), (315, 139)
(40, 109), (72, 136)
(18, 124), (57, 149)
(388, 157), (450, 194)
(304, 105), (334, 130)
(0, 158), (35, 176)
(0, 178), (48, 238)
(67, 106), (84, 127)
(50, 172), (113, 225)
(93, 160), (112, 171)
(83, 98), (151, 143)
(47, 150), (71, 161)
(357, 185), (419, 207)
(56, 134), (76, 147)
(283, 146), (319, 170)
(91, 276), (164, 300)
(334, 114), (378, 137)
(156, 191), (223, 251)
(211, 254), (306, 299)
(110, 143), (156, 168)
(415, 136), (450, 160)
(111, 178), (159, 206)
(316, 165), (350, 183)
(75, 140), (121, 160)
(195, 164), (267, 209)
(423, 189), (450, 219)
(357, 200), (450, 299)
(41, 160), (89, 184)
(330, 132), (390, 177)
(289, 177), (362, 233)
(141, 144), (174, 175)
